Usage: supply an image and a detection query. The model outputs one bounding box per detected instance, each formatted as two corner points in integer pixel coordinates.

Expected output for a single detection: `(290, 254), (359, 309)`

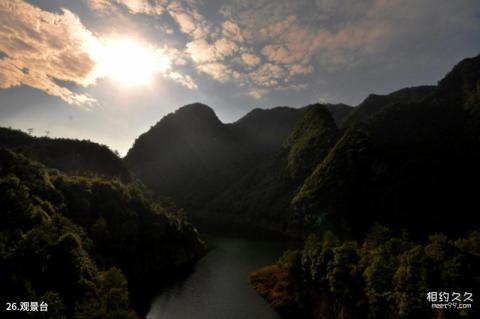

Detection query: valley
(1, 53), (480, 318)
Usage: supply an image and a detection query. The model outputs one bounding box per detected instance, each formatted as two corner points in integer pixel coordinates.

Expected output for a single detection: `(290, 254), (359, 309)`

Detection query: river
(146, 235), (296, 319)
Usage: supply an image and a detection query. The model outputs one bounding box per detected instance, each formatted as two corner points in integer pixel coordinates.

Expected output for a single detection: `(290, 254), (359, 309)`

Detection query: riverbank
(146, 235), (300, 319)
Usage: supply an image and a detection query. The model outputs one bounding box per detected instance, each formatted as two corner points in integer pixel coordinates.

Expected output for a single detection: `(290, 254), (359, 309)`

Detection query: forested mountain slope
(251, 53), (480, 319)
(0, 148), (205, 318)
(293, 54), (480, 238)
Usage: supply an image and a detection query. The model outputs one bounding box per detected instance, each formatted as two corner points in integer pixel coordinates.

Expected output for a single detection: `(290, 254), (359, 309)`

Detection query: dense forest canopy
(249, 54), (480, 318)
(0, 148), (205, 318)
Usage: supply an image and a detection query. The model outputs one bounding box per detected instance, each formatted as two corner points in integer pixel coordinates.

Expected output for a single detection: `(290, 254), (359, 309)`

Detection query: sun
(88, 37), (171, 87)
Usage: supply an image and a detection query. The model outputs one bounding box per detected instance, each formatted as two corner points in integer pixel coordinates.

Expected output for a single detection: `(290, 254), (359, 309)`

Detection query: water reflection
(147, 236), (295, 319)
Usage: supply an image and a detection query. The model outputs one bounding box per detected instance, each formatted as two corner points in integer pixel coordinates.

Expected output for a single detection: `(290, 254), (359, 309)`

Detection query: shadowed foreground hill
(0, 148), (205, 318)
(251, 228), (480, 319)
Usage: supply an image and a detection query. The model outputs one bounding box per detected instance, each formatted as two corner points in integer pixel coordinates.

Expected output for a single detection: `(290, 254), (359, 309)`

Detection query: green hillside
(0, 148), (205, 318)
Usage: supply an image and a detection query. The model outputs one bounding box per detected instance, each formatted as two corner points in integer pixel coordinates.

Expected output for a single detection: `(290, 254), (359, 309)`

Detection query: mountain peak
(175, 102), (215, 114)
(285, 104), (339, 181)
(436, 53), (480, 105)
(169, 103), (222, 127)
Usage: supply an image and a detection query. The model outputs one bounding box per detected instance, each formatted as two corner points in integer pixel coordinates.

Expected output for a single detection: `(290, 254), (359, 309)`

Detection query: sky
(0, 0), (479, 155)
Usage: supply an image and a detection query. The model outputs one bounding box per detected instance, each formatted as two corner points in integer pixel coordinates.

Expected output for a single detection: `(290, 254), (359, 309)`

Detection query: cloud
(87, 0), (211, 40)
(0, 58), (23, 88)
(87, 0), (311, 98)
(214, 38), (238, 59)
(257, 14), (297, 41)
(261, 44), (304, 65)
(222, 20), (244, 42)
(217, 0), (479, 83)
(167, 1), (210, 40)
(276, 83), (309, 92)
(169, 10), (195, 33)
(249, 63), (285, 87)
(174, 2), (316, 95)
(121, 0), (165, 14)
(87, 0), (165, 15)
(186, 37), (238, 63)
(0, 0), (199, 106)
(86, 0), (113, 12)
(248, 88), (268, 99)
(288, 64), (314, 76)
(197, 63), (232, 82)
(0, 0), (97, 106)
(86, 0), (480, 102)
(241, 53), (261, 67)
(163, 47), (188, 67)
(167, 71), (197, 89)
(185, 39), (216, 63)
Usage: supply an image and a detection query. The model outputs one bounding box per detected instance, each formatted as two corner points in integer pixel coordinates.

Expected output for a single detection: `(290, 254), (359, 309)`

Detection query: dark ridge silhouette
(124, 104), (310, 234)
(325, 103), (353, 126)
(0, 127), (131, 181)
(230, 106), (307, 153)
(435, 53), (480, 105)
(126, 54), (480, 239)
(202, 104), (340, 235)
(293, 53), (480, 238)
(342, 85), (436, 129)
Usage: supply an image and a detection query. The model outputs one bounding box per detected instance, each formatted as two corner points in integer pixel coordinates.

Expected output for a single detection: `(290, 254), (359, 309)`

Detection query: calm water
(146, 236), (296, 319)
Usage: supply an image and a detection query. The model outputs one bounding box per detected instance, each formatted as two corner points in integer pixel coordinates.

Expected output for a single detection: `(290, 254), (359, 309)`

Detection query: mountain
(0, 121), (209, 317)
(251, 54), (480, 319)
(341, 85), (436, 129)
(125, 103), (254, 211)
(196, 104), (338, 235)
(0, 127), (131, 181)
(125, 102), (352, 235)
(285, 104), (340, 182)
(125, 103), (312, 234)
(292, 54), (480, 238)
(325, 103), (353, 126)
(435, 53), (480, 107)
(0, 147), (205, 318)
(229, 106), (308, 153)
(127, 54), (479, 240)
